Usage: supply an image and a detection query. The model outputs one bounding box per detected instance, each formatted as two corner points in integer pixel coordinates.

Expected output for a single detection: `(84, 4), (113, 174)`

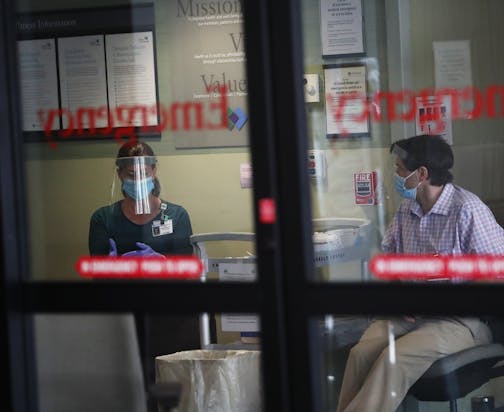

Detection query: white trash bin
(155, 350), (262, 412)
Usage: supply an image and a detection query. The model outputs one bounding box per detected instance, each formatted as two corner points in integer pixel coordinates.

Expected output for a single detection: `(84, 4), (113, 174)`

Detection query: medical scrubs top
(89, 200), (193, 256)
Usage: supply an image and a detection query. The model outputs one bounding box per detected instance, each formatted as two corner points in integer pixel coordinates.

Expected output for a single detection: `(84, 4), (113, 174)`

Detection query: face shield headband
(113, 156), (158, 215)
(391, 144), (409, 161)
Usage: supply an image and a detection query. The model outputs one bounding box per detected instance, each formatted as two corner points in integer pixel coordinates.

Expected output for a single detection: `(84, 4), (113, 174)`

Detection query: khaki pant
(336, 318), (491, 412)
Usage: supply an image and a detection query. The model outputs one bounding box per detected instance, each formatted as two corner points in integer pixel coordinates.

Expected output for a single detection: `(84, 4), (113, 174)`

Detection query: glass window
(12, 2), (264, 407)
(312, 314), (504, 411)
(15, 0), (255, 282)
(33, 313), (263, 412)
(301, 0), (504, 284)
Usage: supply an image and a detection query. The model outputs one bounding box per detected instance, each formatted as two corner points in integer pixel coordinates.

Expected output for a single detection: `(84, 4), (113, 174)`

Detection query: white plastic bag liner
(156, 350), (262, 412)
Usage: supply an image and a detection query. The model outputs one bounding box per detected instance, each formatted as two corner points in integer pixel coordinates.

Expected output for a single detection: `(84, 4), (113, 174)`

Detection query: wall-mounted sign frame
(16, 4), (160, 145)
(167, 2), (248, 149)
(415, 95), (453, 145)
(320, 0), (365, 57)
(323, 63), (370, 139)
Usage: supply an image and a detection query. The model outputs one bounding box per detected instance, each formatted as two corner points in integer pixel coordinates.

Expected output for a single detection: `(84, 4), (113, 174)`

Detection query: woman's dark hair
(116, 140), (161, 197)
(117, 140), (155, 158)
(390, 135), (454, 186)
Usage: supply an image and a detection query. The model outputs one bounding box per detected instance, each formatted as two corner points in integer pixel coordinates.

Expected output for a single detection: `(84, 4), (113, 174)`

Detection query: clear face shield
(391, 144), (408, 162)
(112, 156), (158, 215)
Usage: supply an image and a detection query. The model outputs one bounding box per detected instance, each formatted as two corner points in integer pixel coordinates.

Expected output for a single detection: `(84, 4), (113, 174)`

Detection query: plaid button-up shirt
(382, 183), (504, 255)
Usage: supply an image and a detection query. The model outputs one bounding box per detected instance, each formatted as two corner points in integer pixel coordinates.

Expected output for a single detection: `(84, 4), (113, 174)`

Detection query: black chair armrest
(422, 343), (504, 378)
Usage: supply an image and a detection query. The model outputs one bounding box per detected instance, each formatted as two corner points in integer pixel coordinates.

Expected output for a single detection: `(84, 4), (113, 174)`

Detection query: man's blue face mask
(393, 169), (418, 200)
(122, 177), (155, 200)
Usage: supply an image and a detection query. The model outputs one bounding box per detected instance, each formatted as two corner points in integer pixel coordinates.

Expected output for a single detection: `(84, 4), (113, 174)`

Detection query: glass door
(2, 0), (290, 411)
(5, 1), (504, 412)
(283, 0), (504, 410)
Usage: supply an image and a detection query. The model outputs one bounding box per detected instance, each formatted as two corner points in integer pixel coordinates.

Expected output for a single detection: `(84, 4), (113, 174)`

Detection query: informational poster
(167, 0), (249, 148)
(320, 0), (365, 57)
(106, 32), (158, 127)
(58, 35), (108, 129)
(433, 40), (472, 90)
(17, 39), (59, 131)
(415, 95), (453, 145)
(17, 4), (159, 143)
(324, 64), (369, 138)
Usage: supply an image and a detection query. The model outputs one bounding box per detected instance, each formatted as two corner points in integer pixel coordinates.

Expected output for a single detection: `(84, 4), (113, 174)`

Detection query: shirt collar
(409, 183), (454, 217)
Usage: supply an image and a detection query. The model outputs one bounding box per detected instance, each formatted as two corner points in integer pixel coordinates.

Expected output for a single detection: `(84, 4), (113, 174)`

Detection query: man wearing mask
(336, 135), (504, 412)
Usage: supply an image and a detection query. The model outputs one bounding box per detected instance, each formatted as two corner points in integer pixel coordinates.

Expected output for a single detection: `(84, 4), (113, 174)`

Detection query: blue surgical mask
(393, 170), (418, 200)
(122, 177), (155, 200)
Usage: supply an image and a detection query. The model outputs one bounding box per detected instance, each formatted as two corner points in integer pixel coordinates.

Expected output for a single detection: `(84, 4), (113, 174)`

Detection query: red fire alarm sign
(354, 171), (378, 205)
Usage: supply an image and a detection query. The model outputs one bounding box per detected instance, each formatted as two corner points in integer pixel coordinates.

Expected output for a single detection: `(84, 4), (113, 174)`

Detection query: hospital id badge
(152, 219), (173, 237)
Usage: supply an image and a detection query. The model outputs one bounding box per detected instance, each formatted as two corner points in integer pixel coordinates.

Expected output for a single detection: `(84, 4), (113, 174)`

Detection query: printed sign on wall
(415, 96), (453, 145)
(168, 1), (249, 148)
(354, 171), (377, 205)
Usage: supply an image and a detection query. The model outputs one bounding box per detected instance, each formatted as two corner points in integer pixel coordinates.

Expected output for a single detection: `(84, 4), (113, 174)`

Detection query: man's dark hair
(390, 135), (454, 186)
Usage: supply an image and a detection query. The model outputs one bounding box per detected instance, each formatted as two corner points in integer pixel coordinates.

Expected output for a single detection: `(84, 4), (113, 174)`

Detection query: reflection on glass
(302, 0), (393, 283)
(385, 136), (504, 258)
(371, 136), (504, 284)
(19, 2), (253, 281)
(303, 0), (504, 284)
(34, 313), (262, 412)
(314, 315), (504, 412)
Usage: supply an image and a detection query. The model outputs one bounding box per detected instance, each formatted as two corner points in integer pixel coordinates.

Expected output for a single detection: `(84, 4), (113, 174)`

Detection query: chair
(408, 318), (504, 412)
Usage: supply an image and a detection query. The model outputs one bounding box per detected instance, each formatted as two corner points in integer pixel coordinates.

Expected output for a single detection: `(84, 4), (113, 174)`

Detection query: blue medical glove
(122, 242), (164, 258)
(108, 238), (118, 256)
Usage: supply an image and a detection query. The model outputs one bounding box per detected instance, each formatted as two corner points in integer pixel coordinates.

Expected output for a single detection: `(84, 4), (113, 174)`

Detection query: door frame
(3, 1), (504, 412)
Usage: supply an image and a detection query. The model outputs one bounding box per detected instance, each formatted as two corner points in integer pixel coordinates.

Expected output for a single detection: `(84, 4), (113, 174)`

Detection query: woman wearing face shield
(88, 140), (193, 257)
(88, 141), (199, 404)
